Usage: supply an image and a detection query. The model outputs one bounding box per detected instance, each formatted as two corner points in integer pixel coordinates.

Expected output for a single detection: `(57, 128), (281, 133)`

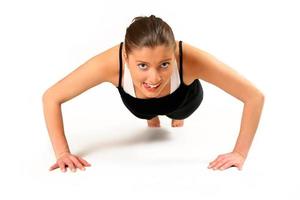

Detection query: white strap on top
(170, 59), (181, 93)
(123, 60), (181, 97)
(123, 62), (136, 97)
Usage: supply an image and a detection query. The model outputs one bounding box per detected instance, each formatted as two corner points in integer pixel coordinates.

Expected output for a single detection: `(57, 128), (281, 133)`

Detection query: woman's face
(124, 45), (176, 98)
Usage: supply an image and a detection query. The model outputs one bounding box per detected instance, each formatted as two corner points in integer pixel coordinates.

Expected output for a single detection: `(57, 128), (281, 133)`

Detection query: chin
(145, 93), (159, 98)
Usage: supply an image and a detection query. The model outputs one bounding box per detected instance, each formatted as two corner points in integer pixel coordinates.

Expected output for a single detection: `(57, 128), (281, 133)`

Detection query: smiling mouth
(143, 82), (161, 90)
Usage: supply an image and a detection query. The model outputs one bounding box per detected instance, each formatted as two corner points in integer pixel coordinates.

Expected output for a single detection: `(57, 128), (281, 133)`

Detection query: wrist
(56, 150), (71, 159)
(233, 150), (247, 159)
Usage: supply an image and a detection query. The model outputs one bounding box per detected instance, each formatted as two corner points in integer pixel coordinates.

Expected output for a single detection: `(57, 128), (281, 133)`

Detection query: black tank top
(116, 40), (203, 119)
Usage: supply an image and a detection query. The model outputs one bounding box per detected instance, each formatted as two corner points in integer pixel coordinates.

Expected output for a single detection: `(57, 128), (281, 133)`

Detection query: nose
(147, 69), (161, 84)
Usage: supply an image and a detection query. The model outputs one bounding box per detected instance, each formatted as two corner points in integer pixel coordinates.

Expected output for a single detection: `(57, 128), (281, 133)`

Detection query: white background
(0, 0), (299, 199)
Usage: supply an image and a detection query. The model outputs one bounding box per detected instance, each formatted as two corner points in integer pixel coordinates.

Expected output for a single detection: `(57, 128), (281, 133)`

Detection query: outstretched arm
(42, 43), (120, 172)
(208, 94), (264, 170)
(182, 42), (265, 170)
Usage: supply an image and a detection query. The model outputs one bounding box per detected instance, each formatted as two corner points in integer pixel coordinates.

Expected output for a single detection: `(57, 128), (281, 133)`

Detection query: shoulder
(42, 42), (122, 103)
(180, 41), (218, 84)
(180, 41), (264, 101)
(97, 42), (123, 87)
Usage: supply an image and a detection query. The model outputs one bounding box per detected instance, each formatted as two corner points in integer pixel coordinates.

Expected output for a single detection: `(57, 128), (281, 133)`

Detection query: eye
(137, 62), (170, 70)
(161, 62), (170, 69)
(137, 63), (147, 70)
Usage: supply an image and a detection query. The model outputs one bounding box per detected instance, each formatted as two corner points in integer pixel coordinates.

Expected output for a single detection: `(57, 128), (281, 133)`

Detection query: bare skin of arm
(182, 42), (265, 170)
(42, 43), (120, 172)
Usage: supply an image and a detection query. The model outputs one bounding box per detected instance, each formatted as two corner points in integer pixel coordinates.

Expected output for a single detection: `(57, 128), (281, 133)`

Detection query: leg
(171, 118), (184, 127)
(147, 116), (160, 128)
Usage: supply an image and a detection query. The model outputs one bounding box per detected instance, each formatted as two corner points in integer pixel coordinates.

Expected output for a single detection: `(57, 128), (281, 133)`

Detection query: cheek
(166, 70), (173, 78)
(161, 70), (172, 81)
(131, 70), (146, 84)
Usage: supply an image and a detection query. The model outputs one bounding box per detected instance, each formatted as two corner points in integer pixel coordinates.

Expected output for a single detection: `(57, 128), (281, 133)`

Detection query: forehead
(129, 45), (175, 61)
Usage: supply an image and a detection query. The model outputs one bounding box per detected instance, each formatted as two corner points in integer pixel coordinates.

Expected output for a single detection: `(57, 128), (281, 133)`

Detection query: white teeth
(149, 84), (157, 88)
(145, 83), (159, 88)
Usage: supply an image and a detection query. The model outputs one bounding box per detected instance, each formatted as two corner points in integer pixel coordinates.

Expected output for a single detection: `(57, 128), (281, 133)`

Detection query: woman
(43, 15), (264, 173)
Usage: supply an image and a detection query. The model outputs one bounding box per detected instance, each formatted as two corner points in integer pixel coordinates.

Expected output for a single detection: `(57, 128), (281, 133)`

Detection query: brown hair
(124, 15), (176, 56)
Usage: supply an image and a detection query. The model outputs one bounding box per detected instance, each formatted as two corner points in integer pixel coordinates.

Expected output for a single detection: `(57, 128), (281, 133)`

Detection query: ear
(123, 51), (129, 63)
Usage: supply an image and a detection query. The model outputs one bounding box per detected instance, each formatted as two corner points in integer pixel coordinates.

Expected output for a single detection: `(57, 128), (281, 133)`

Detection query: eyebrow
(136, 58), (172, 64)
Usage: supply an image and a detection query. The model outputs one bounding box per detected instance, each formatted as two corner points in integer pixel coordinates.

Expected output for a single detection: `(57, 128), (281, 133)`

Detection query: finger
(58, 161), (67, 172)
(208, 158), (219, 168)
(219, 161), (235, 170)
(209, 160), (222, 169)
(208, 159), (218, 169)
(49, 163), (59, 171)
(208, 156), (224, 169)
(208, 161), (216, 169)
(65, 159), (76, 172)
(213, 157), (230, 170)
(209, 155), (226, 165)
(77, 157), (91, 167)
(70, 156), (85, 171)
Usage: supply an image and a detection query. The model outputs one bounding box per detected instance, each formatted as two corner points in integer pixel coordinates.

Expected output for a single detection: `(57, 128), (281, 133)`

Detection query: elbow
(42, 89), (65, 104)
(254, 91), (265, 111)
(42, 90), (51, 102)
(249, 90), (265, 104)
(42, 89), (57, 103)
(243, 89), (265, 104)
(257, 90), (265, 102)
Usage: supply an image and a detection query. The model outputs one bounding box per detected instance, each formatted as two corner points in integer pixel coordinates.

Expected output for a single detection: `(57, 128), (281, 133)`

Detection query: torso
(108, 40), (196, 97)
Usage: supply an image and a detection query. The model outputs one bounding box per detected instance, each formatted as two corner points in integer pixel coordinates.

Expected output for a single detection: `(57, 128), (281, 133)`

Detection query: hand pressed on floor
(49, 152), (91, 173)
(208, 151), (245, 171)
